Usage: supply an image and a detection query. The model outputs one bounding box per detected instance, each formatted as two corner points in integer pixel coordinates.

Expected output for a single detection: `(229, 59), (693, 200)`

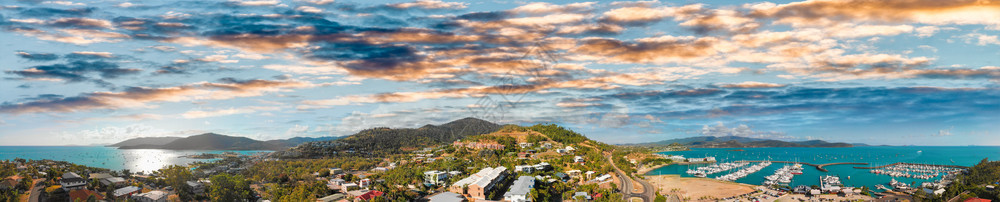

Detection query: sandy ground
(647, 175), (755, 201)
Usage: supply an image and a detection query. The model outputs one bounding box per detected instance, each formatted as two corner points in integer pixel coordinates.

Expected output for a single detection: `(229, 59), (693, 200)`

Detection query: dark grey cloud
(18, 7), (95, 17)
(5, 60), (141, 86)
(15, 51), (59, 61)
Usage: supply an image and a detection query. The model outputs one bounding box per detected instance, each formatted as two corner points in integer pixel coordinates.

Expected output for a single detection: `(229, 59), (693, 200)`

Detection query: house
(60, 172), (87, 191)
(427, 192), (466, 202)
(566, 170), (582, 177)
(554, 173), (569, 181)
(965, 198), (992, 202)
(329, 168), (344, 175)
(102, 177), (127, 187)
(90, 173), (113, 181)
(133, 190), (168, 202)
(317, 193), (346, 202)
(453, 141), (505, 150)
(113, 186), (141, 198)
(503, 176), (535, 202)
(573, 192), (592, 200)
(359, 178), (371, 188)
(341, 183), (359, 192)
(449, 166), (508, 199)
(517, 152), (530, 158)
(518, 143), (533, 148)
(584, 171), (596, 179)
(542, 143), (552, 149)
(514, 165), (535, 173)
(424, 170), (449, 185)
(187, 181), (205, 194)
(594, 174), (612, 182)
(574, 156), (586, 163)
(808, 189), (821, 196)
(347, 190), (384, 202)
(69, 189), (104, 202)
(533, 162), (551, 171)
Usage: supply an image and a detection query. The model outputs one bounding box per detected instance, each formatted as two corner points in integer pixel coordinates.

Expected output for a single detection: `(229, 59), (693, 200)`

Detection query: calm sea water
(648, 146), (1000, 191)
(0, 146), (270, 173)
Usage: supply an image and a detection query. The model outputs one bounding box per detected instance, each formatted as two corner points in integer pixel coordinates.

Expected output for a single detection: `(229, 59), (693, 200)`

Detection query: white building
(113, 186), (140, 198)
(424, 171), (449, 185)
(503, 176), (535, 202)
(133, 190), (167, 202)
(60, 172), (87, 191)
(574, 156), (585, 163)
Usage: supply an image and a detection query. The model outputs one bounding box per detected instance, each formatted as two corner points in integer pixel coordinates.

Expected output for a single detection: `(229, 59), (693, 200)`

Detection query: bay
(647, 146), (1000, 191)
(0, 146), (271, 173)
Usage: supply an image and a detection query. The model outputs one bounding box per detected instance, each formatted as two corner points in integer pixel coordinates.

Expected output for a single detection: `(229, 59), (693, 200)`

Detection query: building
(60, 172), (87, 191)
(317, 193), (346, 202)
(359, 178), (372, 188)
(102, 177), (127, 187)
(133, 190), (168, 202)
(449, 166), (508, 199)
(329, 168), (344, 175)
(187, 181), (205, 195)
(113, 186), (141, 198)
(503, 176), (535, 202)
(566, 170), (581, 177)
(424, 170), (449, 185)
(594, 174), (612, 182)
(687, 157), (717, 162)
(453, 141), (505, 150)
(427, 192), (466, 202)
(554, 173), (569, 181)
(341, 183), (359, 192)
(573, 192), (591, 200)
(574, 156), (586, 163)
(965, 198), (992, 202)
(514, 165), (535, 173)
(518, 143), (533, 148)
(69, 189), (104, 202)
(665, 155), (686, 162)
(347, 190), (384, 202)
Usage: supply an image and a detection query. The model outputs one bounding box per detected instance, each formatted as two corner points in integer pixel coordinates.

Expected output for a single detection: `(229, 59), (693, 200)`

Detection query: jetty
(853, 162), (969, 169)
(739, 160), (868, 172)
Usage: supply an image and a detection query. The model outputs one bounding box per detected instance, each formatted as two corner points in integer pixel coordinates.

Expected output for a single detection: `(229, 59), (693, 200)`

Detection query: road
(28, 178), (45, 202)
(607, 154), (655, 201)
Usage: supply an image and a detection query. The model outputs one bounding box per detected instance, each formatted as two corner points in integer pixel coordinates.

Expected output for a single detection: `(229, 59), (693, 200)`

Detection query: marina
(647, 146), (1000, 192)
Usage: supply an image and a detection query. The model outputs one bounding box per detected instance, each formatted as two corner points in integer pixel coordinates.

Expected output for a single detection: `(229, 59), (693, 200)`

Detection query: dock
(738, 160), (868, 172)
(853, 162), (969, 169)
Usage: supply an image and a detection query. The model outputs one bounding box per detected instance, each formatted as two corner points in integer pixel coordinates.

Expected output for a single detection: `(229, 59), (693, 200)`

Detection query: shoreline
(638, 161), (715, 175)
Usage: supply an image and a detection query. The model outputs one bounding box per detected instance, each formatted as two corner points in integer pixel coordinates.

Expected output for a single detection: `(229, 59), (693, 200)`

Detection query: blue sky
(1, 0), (998, 146)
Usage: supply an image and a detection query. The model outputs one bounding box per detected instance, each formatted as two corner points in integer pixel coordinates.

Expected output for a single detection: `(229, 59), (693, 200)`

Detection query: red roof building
(356, 190), (384, 201)
(69, 189), (104, 202)
(965, 198), (992, 202)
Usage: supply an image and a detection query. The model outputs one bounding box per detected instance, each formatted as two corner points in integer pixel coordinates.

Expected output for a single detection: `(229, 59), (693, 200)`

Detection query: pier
(739, 160), (868, 172)
(853, 162), (968, 169)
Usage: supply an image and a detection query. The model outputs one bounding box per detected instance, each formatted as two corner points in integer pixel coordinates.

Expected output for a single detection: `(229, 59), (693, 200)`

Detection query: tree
(209, 173), (254, 201)
(161, 165), (194, 201)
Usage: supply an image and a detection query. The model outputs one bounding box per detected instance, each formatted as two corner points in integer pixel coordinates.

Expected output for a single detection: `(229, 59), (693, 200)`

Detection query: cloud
(701, 122), (793, 139)
(962, 33), (1000, 46)
(181, 106), (281, 119)
(15, 51), (59, 61)
(718, 81), (787, 88)
(5, 60), (141, 85)
(599, 6), (672, 25)
(752, 0), (1000, 28)
(0, 78), (331, 114)
(572, 36), (724, 64)
(386, 0), (467, 10)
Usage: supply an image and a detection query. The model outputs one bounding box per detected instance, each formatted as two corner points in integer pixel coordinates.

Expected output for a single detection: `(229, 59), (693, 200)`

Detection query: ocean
(648, 146), (1000, 191)
(0, 146), (271, 173)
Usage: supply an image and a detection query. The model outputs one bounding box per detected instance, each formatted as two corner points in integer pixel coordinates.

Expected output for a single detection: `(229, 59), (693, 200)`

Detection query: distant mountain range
(272, 117), (502, 158)
(633, 136), (859, 148)
(110, 133), (341, 150)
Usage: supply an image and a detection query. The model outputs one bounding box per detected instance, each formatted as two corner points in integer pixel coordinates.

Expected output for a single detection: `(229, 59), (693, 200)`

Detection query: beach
(647, 174), (755, 201)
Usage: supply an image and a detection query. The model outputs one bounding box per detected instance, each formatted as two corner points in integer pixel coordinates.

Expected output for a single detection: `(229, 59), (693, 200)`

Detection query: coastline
(638, 161), (714, 175)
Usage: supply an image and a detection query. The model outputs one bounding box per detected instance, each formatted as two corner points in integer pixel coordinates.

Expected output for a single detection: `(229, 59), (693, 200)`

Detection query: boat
(694, 172), (707, 178)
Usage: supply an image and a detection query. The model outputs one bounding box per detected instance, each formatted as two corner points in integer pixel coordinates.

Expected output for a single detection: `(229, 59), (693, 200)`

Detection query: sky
(0, 0), (998, 146)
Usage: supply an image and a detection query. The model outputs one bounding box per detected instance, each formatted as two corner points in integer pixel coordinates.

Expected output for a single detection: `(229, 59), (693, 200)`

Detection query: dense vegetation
(527, 124), (589, 144)
(281, 117), (501, 157)
(931, 158), (1000, 201)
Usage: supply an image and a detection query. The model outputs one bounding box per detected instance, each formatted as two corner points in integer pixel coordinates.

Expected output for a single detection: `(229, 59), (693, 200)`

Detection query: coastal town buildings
(60, 172), (87, 191)
(503, 176), (535, 202)
(449, 166), (509, 199)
